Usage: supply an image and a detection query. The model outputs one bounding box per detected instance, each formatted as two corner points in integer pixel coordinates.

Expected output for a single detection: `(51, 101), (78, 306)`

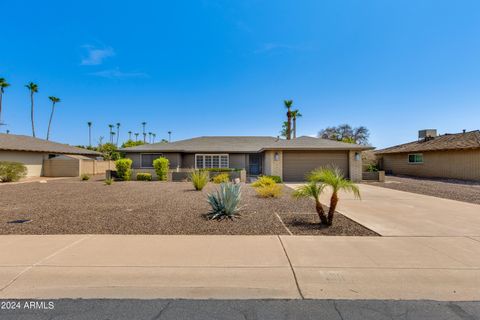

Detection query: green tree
(291, 109), (302, 139)
(293, 182), (328, 225)
(284, 100), (293, 140)
(141, 122), (147, 142)
(98, 143), (120, 161)
(46, 96), (60, 140)
(25, 82), (38, 137)
(318, 124), (370, 145)
(0, 78), (10, 125)
(128, 131), (132, 140)
(121, 140), (145, 148)
(108, 124), (114, 143)
(280, 121), (289, 138)
(116, 122), (121, 146)
(308, 166), (360, 225)
(87, 122), (93, 147)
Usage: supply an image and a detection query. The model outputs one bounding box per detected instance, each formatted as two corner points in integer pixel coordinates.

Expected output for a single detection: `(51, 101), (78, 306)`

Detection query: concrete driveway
(286, 183), (480, 236)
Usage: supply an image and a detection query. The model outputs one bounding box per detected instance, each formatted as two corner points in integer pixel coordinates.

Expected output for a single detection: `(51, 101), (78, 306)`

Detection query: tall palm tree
(152, 133), (156, 143)
(291, 109), (302, 139)
(148, 132), (152, 143)
(108, 124), (114, 143)
(134, 132), (139, 141)
(293, 182), (328, 225)
(141, 122), (147, 142)
(87, 122), (93, 147)
(309, 166), (361, 225)
(116, 122), (121, 146)
(25, 82), (38, 137)
(168, 131), (172, 142)
(128, 131), (132, 140)
(46, 96), (60, 140)
(6, 130), (9, 134)
(284, 100), (293, 140)
(0, 78), (10, 125)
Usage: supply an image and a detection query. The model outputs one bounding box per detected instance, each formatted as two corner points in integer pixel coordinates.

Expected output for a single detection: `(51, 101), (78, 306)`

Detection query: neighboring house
(0, 133), (101, 177)
(121, 136), (372, 182)
(375, 129), (480, 181)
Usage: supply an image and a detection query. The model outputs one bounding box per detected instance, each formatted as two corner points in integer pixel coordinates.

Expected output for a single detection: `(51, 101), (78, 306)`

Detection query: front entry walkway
(286, 183), (480, 236)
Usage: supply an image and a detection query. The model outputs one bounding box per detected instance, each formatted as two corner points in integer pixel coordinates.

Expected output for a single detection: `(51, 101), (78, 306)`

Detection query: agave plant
(207, 182), (242, 220)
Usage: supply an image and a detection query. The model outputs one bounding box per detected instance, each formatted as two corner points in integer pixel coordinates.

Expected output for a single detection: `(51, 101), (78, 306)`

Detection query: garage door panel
(283, 151), (349, 182)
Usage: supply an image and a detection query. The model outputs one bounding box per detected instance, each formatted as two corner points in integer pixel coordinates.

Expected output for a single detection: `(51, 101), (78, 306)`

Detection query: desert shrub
(251, 176), (276, 188)
(136, 173), (152, 181)
(153, 157), (169, 181)
(189, 169), (209, 190)
(366, 164), (379, 172)
(114, 158), (132, 181)
(263, 175), (282, 183)
(80, 174), (90, 181)
(255, 184), (283, 198)
(0, 161), (27, 182)
(105, 178), (113, 185)
(212, 173), (229, 184)
(207, 182), (242, 220)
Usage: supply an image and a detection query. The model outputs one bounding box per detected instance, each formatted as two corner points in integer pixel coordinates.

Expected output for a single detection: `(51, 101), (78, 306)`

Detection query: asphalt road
(0, 299), (479, 320)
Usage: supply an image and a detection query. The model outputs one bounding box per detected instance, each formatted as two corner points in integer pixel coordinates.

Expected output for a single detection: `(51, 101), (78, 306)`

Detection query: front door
(248, 154), (262, 175)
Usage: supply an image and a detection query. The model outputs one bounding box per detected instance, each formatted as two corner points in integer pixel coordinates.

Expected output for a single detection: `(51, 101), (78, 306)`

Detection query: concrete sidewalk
(1, 235), (480, 300)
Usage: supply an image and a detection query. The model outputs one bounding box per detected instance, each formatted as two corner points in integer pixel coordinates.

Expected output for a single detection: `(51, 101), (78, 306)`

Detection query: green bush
(189, 169), (209, 191)
(153, 157), (169, 181)
(252, 176), (276, 188)
(105, 178), (113, 185)
(0, 161), (27, 182)
(263, 175), (282, 183)
(136, 173), (152, 181)
(80, 174), (90, 181)
(212, 173), (230, 184)
(114, 158), (133, 181)
(366, 164), (379, 172)
(207, 183), (242, 220)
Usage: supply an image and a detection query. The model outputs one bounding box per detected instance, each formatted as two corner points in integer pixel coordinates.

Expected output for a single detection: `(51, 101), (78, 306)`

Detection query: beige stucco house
(121, 136), (372, 182)
(375, 130), (480, 181)
(0, 133), (101, 177)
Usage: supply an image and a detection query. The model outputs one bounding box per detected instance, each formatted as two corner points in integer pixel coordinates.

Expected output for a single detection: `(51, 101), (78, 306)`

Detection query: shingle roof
(0, 134), (100, 155)
(121, 136), (372, 153)
(375, 130), (480, 154)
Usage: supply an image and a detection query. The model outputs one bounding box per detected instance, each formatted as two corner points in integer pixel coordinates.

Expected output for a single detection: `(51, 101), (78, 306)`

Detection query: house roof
(375, 130), (480, 154)
(0, 134), (100, 156)
(120, 136), (373, 153)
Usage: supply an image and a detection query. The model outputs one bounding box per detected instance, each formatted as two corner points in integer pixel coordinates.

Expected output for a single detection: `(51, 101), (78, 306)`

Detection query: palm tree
(0, 78), (10, 125)
(6, 130), (9, 134)
(152, 133), (156, 143)
(293, 182), (328, 225)
(87, 122), (93, 147)
(128, 131), (132, 140)
(134, 132), (139, 141)
(291, 109), (302, 139)
(25, 82), (38, 137)
(141, 122), (147, 142)
(108, 124), (114, 143)
(148, 132), (152, 143)
(309, 166), (361, 225)
(46, 96), (60, 140)
(284, 100), (293, 140)
(116, 122), (121, 146)
(168, 131), (172, 142)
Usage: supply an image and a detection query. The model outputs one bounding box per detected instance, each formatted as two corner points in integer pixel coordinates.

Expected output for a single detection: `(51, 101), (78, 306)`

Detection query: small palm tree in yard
(309, 166), (360, 225)
(293, 182), (328, 225)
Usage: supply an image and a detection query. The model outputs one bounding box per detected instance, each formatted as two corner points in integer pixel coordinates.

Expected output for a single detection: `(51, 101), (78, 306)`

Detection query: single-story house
(375, 129), (480, 181)
(0, 133), (101, 177)
(121, 136), (373, 182)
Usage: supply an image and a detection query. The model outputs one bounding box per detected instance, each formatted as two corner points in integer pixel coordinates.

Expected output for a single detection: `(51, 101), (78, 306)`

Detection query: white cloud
(89, 67), (148, 79)
(81, 45), (115, 65)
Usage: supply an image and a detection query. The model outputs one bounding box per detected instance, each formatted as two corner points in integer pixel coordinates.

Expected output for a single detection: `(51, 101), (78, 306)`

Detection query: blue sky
(1, 0), (479, 148)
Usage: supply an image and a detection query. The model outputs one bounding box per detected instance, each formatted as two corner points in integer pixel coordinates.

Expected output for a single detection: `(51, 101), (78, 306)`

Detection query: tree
(148, 132), (152, 143)
(134, 132), (139, 141)
(152, 133), (156, 143)
(116, 123), (121, 146)
(284, 100), (293, 140)
(87, 122), (93, 147)
(280, 121), (289, 138)
(308, 166), (360, 225)
(25, 82), (38, 137)
(141, 122), (147, 142)
(318, 124), (370, 145)
(0, 78), (10, 125)
(121, 140), (145, 148)
(293, 182), (328, 225)
(46, 96), (60, 140)
(98, 142), (120, 161)
(128, 131), (132, 140)
(108, 124), (114, 143)
(168, 131), (172, 142)
(291, 109), (302, 139)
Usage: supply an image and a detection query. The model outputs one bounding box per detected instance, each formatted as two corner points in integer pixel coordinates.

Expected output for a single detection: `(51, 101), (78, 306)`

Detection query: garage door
(282, 151), (349, 182)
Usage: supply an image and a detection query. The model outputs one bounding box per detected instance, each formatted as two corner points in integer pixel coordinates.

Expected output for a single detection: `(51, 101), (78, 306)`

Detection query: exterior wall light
(354, 152), (361, 161)
(274, 152), (280, 161)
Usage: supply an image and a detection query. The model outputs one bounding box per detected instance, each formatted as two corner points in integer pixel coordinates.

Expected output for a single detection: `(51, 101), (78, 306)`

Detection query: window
(408, 154), (423, 164)
(141, 153), (163, 168)
(195, 154), (229, 169)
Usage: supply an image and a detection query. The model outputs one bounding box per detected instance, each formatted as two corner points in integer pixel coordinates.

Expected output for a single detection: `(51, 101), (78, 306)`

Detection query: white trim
(407, 153), (424, 164)
(195, 154), (229, 169)
(140, 153), (164, 168)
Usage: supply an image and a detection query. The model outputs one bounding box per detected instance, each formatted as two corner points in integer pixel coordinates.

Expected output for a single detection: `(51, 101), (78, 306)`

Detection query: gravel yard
(365, 175), (480, 204)
(0, 177), (375, 236)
